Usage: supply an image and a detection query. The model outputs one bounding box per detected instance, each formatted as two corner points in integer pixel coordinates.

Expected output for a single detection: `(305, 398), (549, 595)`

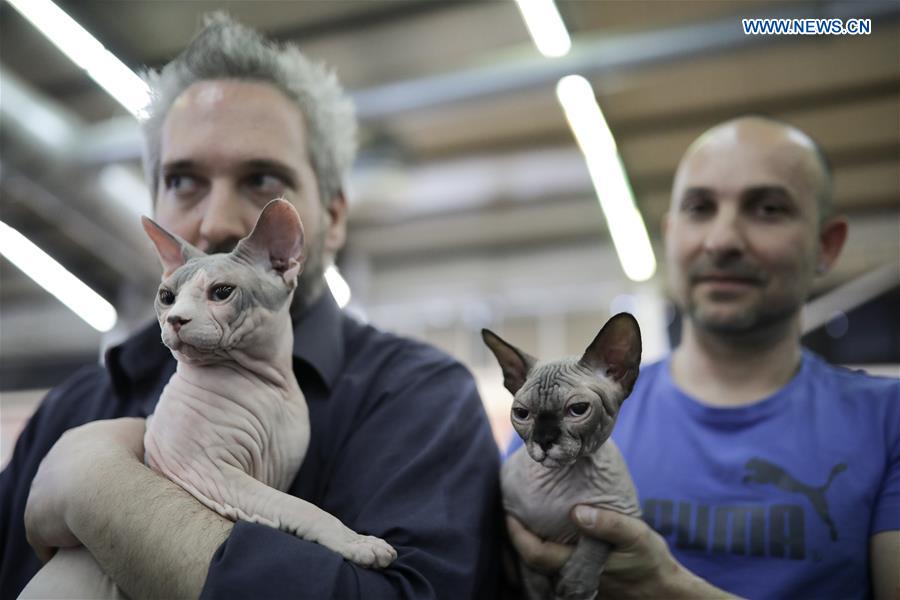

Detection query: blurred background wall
(2, 0), (898, 464)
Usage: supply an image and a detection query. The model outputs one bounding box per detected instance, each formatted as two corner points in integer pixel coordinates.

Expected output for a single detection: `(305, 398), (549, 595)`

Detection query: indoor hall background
(1, 0), (898, 461)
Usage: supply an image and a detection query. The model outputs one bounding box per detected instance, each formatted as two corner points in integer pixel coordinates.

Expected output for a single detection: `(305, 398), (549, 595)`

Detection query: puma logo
(743, 458), (847, 541)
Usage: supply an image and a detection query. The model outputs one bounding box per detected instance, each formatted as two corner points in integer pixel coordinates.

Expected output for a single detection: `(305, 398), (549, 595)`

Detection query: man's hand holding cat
(507, 507), (741, 599)
(24, 418), (146, 562)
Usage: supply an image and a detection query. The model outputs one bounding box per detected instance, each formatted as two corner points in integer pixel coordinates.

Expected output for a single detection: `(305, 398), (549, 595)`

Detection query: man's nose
(197, 183), (253, 253)
(703, 211), (746, 257)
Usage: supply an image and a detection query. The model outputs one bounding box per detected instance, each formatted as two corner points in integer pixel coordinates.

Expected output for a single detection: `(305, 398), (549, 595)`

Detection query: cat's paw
(335, 534), (397, 569)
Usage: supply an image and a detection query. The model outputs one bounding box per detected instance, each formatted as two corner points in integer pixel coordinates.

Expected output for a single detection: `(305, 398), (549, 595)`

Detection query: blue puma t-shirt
(612, 351), (900, 599)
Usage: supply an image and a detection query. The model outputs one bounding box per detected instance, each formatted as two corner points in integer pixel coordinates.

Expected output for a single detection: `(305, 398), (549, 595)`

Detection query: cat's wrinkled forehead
(516, 358), (622, 409)
(162, 254), (288, 311)
(519, 360), (588, 399)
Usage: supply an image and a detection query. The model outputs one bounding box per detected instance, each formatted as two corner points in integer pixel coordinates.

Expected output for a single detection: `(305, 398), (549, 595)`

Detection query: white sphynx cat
(20, 199), (395, 599)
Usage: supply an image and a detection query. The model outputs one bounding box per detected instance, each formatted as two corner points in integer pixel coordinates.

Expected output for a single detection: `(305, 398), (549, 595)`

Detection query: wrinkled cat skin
(142, 199), (396, 568)
(483, 314), (642, 600)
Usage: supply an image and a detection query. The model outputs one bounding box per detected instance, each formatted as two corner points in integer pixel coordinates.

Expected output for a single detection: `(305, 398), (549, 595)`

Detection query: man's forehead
(171, 80), (227, 110)
(162, 80), (307, 138)
(674, 124), (819, 196)
(159, 80), (311, 167)
(170, 79), (295, 113)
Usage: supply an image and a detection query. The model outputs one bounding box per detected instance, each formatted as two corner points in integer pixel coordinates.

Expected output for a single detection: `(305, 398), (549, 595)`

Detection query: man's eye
(567, 402), (590, 417)
(159, 289), (175, 305)
(512, 407), (530, 420)
(757, 203), (787, 217)
(246, 173), (286, 197)
(210, 285), (235, 301)
(683, 200), (714, 216)
(163, 174), (201, 196)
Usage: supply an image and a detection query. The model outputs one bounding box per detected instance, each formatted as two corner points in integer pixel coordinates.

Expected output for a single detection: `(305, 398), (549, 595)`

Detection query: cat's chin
(168, 342), (221, 365)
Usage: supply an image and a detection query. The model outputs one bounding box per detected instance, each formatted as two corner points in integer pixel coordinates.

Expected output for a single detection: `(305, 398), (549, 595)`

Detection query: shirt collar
(291, 290), (345, 390)
(108, 290), (346, 398)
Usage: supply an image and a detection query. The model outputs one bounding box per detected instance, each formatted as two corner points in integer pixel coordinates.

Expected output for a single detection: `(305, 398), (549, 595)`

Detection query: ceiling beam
(60, 0), (900, 164)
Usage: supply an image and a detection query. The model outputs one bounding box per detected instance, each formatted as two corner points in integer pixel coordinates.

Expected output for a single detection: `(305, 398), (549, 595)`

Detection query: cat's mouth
(527, 444), (576, 468)
(162, 331), (219, 361)
(169, 341), (223, 365)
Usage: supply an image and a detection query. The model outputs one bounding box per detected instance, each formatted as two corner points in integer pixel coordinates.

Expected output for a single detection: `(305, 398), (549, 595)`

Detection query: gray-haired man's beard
(290, 231), (329, 318)
(291, 255), (327, 317)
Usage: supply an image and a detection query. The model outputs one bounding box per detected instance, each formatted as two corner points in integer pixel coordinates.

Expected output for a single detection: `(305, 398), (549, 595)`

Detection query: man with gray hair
(0, 15), (502, 599)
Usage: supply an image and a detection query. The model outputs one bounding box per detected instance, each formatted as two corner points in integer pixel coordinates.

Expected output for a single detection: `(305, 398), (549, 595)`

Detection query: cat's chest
(147, 367), (309, 489)
(501, 443), (641, 545)
(158, 368), (297, 432)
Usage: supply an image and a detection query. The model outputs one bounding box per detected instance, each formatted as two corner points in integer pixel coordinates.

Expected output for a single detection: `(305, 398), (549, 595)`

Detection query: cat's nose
(167, 315), (191, 332)
(537, 439), (555, 452)
(534, 427), (560, 452)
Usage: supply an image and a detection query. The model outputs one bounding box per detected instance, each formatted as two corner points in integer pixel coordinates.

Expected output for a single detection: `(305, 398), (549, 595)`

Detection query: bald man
(507, 117), (899, 599)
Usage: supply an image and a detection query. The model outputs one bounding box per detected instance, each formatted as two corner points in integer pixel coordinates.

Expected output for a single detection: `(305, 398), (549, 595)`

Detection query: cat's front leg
(554, 535), (610, 600)
(220, 467), (397, 568)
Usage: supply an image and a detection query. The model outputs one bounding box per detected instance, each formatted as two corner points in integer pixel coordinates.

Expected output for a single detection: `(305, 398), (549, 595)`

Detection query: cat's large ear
(233, 198), (306, 287)
(580, 313), (642, 397)
(141, 217), (205, 278)
(482, 329), (537, 396)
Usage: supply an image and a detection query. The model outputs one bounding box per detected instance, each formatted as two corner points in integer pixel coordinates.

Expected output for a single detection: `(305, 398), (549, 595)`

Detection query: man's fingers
(506, 515), (573, 574)
(571, 505), (646, 549)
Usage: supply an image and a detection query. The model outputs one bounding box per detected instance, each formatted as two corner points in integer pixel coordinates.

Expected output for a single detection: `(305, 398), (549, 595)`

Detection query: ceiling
(1, 0), (898, 389)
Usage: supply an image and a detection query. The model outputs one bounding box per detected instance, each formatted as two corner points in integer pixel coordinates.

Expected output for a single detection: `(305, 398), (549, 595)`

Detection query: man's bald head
(674, 116), (833, 222)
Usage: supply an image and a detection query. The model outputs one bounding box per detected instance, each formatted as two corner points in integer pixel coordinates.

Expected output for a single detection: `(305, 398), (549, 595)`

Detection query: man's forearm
(70, 453), (232, 598)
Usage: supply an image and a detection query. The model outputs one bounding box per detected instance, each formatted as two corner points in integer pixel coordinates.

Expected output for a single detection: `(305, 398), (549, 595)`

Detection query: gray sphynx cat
(483, 313), (642, 600)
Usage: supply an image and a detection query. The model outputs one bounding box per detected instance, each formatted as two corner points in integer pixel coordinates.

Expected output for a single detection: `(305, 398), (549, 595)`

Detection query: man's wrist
(65, 448), (232, 598)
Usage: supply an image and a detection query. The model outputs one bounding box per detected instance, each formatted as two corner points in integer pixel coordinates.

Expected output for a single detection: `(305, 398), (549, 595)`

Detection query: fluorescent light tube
(325, 265), (352, 308)
(0, 221), (118, 332)
(514, 0), (572, 58)
(7, 0), (150, 117)
(0, 67), (75, 150)
(556, 75), (657, 282)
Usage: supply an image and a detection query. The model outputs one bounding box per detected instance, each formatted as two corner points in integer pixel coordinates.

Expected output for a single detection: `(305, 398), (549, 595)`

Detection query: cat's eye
(158, 289), (175, 305)
(211, 285), (235, 301)
(567, 403), (590, 417)
(512, 407), (530, 420)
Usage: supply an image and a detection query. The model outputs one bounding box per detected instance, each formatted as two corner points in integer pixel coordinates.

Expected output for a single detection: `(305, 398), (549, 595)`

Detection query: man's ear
(234, 199), (306, 286)
(580, 313), (642, 398)
(816, 216), (848, 276)
(142, 217), (205, 278)
(482, 329), (537, 396)
(324, 192), (348, 256)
